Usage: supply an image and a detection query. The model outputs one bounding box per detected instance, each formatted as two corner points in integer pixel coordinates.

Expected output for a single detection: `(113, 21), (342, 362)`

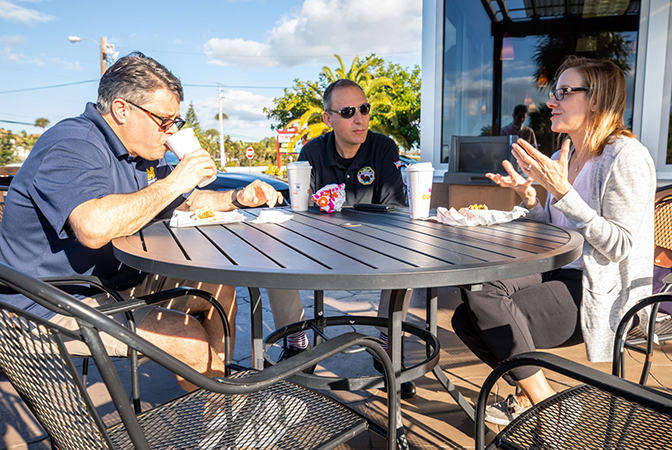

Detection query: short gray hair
(96, 52), (183, 114)
(323, 79), (364, 110)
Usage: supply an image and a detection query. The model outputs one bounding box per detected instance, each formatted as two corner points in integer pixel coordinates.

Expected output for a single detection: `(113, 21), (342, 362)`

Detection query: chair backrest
(0, 262), (154, 450)
(654, 185), (672, 264)
(0, 304), (115, 450)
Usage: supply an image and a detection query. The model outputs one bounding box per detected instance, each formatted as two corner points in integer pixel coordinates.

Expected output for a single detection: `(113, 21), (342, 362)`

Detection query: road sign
(246, 147), (254, 159)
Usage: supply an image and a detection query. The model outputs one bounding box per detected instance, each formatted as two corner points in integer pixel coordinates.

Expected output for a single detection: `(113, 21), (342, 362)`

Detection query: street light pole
(218, 86), (226, 166)
(67, 35), (118, 77)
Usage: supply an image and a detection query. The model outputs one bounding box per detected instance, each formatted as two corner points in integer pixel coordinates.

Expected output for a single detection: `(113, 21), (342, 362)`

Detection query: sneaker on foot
(485, 394), (532, 425)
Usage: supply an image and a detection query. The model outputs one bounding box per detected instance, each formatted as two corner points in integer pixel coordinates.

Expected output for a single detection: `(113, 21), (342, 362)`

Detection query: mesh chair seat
(0, 261), (401, 450)
(492, 385), (672, 450)
(108, 371), (367, 450)
(475, 353), (672, 450)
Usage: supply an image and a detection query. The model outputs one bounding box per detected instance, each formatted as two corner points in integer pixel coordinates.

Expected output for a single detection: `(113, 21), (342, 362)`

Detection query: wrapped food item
(192, 206), (215, 220)
(311, 183), (346, 213)
(435, 205), (528, 227)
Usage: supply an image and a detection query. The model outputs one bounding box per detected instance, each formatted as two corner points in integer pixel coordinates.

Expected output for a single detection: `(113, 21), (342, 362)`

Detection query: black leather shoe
(373, 358), (417, 399)
(277, 345), (306, 362)
(277, 346), (315, 374)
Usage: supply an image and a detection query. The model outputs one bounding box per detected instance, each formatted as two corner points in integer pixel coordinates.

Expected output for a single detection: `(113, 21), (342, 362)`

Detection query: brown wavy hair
(555, 56), (635, 155)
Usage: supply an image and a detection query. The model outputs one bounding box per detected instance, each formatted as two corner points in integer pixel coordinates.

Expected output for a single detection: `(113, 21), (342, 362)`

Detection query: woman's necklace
(571, 151), (589, 173)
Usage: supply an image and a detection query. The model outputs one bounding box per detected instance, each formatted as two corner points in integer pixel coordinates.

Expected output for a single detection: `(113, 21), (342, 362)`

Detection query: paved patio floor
(2, 286), (671, 449)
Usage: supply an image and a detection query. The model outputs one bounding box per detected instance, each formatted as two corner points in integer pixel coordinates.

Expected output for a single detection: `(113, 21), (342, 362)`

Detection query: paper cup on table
(165, 127), (217, 188)
(406, 162), (434, 219)
(287, 161), (312, 211)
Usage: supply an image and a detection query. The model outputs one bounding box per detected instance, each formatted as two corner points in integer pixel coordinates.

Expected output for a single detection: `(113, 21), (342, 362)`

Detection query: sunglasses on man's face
(326, 102), (371, 119)
(124, 99), (186, 132)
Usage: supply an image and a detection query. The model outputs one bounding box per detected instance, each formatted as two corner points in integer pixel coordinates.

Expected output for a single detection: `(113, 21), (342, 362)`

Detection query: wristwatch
(231, 188), (245, 208)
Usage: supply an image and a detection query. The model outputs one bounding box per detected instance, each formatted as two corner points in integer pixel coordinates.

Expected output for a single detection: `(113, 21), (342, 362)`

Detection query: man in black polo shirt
(266, 79), (416, 398)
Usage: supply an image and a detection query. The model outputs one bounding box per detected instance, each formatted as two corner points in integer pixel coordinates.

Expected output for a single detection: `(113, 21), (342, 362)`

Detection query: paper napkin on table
(249, 209), (294, 224)
(169, 209), (246, 228)
(434, 206), (528, 227)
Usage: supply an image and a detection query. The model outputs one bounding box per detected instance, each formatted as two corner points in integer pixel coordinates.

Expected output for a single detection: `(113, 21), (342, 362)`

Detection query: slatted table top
(112, 206), (583, 290)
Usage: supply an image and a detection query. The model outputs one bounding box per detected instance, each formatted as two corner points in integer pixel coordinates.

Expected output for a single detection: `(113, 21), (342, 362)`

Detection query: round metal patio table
(112, 205), (583, 421)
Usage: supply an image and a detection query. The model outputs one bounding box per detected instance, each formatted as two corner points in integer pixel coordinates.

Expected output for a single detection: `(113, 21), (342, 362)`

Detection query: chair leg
(81, 357), (89, 385)
(313, 290), (324, 347)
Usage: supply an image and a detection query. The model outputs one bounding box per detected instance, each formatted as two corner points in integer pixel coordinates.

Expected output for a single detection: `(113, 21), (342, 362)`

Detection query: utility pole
(218, 86), (226, 166)
(68, 35), (118, 77)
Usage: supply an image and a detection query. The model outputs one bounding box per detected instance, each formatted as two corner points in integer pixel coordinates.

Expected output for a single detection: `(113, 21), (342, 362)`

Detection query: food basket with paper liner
(435, 205), (528, 226)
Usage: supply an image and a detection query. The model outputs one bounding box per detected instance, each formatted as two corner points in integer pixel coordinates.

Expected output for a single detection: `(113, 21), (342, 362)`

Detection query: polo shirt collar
(324, 130), (374, 168)
(82, 102), (131, 161)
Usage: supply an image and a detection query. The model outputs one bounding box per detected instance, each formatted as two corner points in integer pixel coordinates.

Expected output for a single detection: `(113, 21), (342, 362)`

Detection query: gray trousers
(452, 269), (583, 383)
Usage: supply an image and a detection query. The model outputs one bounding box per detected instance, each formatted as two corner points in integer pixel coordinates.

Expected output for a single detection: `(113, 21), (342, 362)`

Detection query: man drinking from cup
(0, 52), (283, 391)
(266, 79), (417, 398)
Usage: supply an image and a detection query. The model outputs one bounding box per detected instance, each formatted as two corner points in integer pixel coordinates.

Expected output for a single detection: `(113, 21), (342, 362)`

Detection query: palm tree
(286, 54), (397, 151)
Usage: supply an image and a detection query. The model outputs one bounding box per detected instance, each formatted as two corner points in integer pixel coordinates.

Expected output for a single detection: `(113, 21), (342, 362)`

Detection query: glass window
(500, 32), (637, 157)
(442, 0), (640, 168)
(441, 0), (493, 163)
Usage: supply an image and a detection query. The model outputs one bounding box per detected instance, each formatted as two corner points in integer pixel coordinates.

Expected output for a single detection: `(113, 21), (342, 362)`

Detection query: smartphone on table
(353, 203), (396, 212)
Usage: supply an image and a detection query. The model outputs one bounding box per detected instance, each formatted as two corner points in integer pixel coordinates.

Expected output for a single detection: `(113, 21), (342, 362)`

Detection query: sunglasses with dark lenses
(548, 87), (590, 102)
(326, 102), (371, 119)
(125, 99), (186, 131)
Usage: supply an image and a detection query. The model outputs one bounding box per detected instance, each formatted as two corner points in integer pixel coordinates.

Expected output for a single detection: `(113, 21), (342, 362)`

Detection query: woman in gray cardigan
(452, 56), (656, 426)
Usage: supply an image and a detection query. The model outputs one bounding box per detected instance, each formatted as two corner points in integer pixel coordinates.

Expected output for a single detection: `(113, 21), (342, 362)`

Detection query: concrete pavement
(2, 286), (671, 449)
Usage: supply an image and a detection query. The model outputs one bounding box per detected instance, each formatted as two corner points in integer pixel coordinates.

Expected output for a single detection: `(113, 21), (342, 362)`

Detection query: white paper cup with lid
(406, 162), (434, 219)
(286, 161), (312, 211)
(165, 127), (217, 188)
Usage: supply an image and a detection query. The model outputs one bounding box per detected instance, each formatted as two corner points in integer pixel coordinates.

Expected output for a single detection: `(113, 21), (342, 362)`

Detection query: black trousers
(452, 269), (583, 384)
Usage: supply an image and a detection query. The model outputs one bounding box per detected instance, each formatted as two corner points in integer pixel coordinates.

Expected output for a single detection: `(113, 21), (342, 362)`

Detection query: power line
(0, 119), (34, 126)
(0, 80), (98, 95)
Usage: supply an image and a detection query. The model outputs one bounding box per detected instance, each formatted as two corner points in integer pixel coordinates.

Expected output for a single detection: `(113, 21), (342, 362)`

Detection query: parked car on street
(165, 152), (290, 202)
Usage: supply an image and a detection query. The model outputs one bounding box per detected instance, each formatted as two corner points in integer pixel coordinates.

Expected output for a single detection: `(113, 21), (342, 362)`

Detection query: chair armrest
(475, 352), (672, 450)
(40, 276), (125, 303)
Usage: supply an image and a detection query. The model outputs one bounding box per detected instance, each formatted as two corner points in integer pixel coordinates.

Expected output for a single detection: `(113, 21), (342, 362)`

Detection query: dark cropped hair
(513, 104), (528, 116)
(323, 79), (365, 110)
(96, 51), (183, 114)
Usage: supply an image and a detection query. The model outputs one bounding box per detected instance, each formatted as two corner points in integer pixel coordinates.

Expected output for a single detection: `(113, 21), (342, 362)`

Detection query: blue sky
(0, 0), (422, 141)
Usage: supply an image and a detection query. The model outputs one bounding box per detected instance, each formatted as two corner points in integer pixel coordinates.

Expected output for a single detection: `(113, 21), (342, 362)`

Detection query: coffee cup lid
(405, 162), (434, 171)
(287, 161), (311, 168)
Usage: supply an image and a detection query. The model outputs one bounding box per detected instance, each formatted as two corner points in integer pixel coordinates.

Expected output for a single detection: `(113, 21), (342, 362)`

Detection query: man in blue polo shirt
(0, 52), (282, 391)
(265, 79), (416, 398)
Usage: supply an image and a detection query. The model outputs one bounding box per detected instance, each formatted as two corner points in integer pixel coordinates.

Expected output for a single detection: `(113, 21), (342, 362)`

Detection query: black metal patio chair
(2, 273), (232, 415)
(474, 352), (672, 450)
(0, 261), (405, 450)
(613, 291), (672, 384)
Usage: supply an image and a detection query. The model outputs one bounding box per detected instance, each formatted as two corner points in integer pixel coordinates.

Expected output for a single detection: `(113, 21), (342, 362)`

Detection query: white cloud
(205, 0), (422, 68)
(0, 0), (54, 23)
(0, 45), (43, 64)
(47, 56), (82, 71)
(191, 89), (276, 135)
(0, 35), (23, 45)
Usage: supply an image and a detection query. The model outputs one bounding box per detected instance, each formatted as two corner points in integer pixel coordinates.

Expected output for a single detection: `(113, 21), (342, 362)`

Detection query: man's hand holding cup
(166, 127), (218, 190)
